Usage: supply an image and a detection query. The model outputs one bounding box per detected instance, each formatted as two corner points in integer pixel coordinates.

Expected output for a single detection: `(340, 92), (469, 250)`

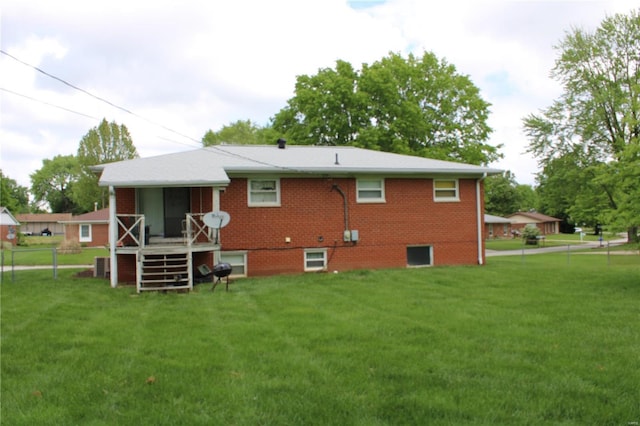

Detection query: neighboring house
(61, 208), (110, 247)
(484, 214), (512, 238)
(0, 207), (20, 244)
(95, 143), (501, 291)
(508, 211), (561, 235)
(14, 213), (72, 236)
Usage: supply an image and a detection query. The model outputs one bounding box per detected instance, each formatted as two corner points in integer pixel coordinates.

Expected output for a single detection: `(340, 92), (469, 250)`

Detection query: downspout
(331, 184), (349, 234)
(213, 187), (221, 264)
(108, 186), (118, 288)
(476, 173), (487, 265)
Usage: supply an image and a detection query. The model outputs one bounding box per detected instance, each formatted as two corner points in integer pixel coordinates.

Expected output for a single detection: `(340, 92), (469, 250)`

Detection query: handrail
(116, 214), (145, 247)
(184, 213), (212, 246)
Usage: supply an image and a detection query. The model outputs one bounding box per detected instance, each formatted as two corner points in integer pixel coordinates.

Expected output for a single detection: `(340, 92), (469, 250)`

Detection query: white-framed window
(434, 179), (459, 201)
(219, 251), (247, 277)
(304, 249), (327, 271)
(79, 224), (92, 242)
(407, 245), (433, 267)
(357, 178), (385, 203)
(248, 178), (280, 207)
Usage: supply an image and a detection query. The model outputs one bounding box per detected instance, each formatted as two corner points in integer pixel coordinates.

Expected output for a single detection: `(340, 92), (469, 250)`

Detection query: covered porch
(107, 185), (226, 292)
(115, 212), (220, 292)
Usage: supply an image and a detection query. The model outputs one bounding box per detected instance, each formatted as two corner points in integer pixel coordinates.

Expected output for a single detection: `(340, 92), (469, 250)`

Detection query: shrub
(522, 225), (541, 245)
(58, 239), (82, 254)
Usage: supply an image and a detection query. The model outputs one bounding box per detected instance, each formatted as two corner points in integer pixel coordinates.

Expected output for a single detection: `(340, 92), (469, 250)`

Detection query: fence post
(52, 247), (58, 280)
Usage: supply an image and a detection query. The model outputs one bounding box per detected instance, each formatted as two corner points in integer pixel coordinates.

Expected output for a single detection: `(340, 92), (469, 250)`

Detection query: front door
(164, 188), (190, 238)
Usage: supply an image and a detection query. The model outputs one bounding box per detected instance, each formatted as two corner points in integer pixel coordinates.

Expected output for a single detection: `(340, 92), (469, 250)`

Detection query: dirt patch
(74, 269), (95, 278)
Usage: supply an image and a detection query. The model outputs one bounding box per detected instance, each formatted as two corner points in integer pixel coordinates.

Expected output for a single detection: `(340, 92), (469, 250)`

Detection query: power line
(1, 49), (309, 175)
(1, 49), (202, 147)
(0, 87), (99, 120)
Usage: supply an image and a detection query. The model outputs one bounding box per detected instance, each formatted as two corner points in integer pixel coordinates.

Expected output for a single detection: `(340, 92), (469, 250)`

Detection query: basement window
(220, 251), (247, 277)
(304, 249), (327, 271)
(407, 245), (433, 267)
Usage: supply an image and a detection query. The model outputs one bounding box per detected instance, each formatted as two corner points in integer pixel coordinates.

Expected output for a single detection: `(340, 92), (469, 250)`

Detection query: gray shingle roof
(97, 145), (502, 187)
(484, 214), (512, 224)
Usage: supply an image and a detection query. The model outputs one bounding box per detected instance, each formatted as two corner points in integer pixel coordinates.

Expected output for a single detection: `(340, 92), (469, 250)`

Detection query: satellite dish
(203, 211), (231, 228)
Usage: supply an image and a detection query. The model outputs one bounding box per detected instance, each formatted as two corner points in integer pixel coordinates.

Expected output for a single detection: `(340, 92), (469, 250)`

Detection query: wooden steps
(137, 252), (192, 292)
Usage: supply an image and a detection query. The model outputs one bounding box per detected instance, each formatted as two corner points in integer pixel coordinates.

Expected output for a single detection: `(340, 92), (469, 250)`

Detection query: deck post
(109, 186), (118, 288)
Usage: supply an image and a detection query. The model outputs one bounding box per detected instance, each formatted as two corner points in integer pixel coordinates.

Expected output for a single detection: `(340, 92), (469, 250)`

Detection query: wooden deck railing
(116, 213), (216, 248)
(116, 214), (146, 247)
(183, 213), (214, 246)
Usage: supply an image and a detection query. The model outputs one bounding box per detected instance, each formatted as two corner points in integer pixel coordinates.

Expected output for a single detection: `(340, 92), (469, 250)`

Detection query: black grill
(212, 263), (233, 292)
(213, 263), (232, 278)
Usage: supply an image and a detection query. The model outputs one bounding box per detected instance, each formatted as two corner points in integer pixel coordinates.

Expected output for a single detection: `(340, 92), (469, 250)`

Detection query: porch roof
(96, 144), (501, 187)
(96, 150), (231, 187)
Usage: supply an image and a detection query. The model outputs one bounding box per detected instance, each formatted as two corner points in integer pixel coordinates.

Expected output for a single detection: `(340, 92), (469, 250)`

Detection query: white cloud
(1, 0), (636, 191)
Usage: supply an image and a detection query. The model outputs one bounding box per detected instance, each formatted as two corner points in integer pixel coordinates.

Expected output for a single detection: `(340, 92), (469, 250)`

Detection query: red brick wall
(219, 177), (484, 276)
(113, 180), (485, 281)
(116, 188), (136, 215)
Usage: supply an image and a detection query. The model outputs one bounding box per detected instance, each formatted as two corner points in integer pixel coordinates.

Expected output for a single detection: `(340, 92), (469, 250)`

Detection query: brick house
(14, 212), (72, 236)
(484, 214), (512, 238)
(95, 143), (500, 291)
(60, 208), (110, 247)
(507, 211), (561, 235)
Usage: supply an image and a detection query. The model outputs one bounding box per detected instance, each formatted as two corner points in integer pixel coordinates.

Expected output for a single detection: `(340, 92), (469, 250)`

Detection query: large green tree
(524, 10), (640, 242)
(202, 119), (278, 146)
(0, 170), (29, 213)
(74, 119), (138, 211)
(484, 171), (538, 217)
(272, 52), (500, 165)
(30, 155), (81, 213)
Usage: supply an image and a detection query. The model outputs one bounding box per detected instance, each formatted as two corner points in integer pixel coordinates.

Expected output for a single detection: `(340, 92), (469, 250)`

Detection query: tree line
(2, 10), (637, 241)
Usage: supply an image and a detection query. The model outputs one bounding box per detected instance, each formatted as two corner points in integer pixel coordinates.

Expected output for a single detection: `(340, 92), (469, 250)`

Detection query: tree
(0, 170), (29, 213)
(514, 184), (538, 213)
(30, 155), (81, 213)
(202, 119), (275, 146)
(74, 119), (138, 211)
(484, 171), (538, 217)
(272, 52), (500, 165)
(523, 10), (640, 242)
(484, 172), (521, 217)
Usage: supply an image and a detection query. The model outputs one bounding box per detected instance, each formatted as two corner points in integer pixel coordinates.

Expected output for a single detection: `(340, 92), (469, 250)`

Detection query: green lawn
(2, 255), (639, 425)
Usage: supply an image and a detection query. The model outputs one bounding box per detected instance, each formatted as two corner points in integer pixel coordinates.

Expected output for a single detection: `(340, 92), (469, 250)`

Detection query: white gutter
(476, 173), (487, 265)
(109, 186), (118, 288)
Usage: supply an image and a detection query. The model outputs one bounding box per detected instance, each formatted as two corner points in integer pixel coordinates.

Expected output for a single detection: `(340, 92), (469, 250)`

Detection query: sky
(1, 0), (637, 190)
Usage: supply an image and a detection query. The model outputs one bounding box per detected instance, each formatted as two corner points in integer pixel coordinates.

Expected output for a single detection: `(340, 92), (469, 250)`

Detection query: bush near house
(522, 224), (541, 245)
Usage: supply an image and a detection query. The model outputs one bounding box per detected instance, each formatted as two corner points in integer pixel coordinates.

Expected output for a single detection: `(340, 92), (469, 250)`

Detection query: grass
(2, 255), (639, 425)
